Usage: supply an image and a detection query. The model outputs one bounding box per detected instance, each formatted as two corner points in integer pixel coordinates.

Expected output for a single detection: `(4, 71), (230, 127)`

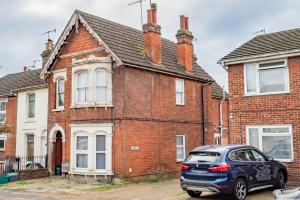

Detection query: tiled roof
(0, 69), (46, 96)
(77, 11), (227, 98)
(220, 28), (300, 62)
(211, 82), (227, 99)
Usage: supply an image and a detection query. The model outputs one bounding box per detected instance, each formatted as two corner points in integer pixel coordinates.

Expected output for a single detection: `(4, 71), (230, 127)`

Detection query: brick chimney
(176, 15), (194, 72)
(143, 3), (162, 65)
(41, 39), (54, 67)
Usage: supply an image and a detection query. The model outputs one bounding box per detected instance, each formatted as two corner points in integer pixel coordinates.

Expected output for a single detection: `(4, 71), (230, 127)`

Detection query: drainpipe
(219, 86), (225, 145)
(201, 85), (205, 146)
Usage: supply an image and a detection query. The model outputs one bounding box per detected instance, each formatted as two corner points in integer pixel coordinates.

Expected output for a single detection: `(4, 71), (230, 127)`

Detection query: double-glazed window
(28, 94), (35, 118)
(56, 79), (64, 108)
(76, 71), (88, 105)
(247, 125), (293, 162)
(176, 79), (184, 105)
(0, 101), (6, 123)
(96, 70), (108, 104)
(244, 60), (289, 95)
(75, 134), (107, 170)
(0, 138), (5, 151)
(176, 135), (185, 162)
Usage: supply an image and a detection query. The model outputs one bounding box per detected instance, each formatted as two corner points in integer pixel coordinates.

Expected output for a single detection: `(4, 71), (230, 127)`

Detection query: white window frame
(75, 71), (89, 105)
(95, 133), (107, 172)
(244, 59), (290, 96)
(56, 78), (65, 110)
(176, 135), (185, 162)
(0, 100), (7, 124)
(176, 79), (185, 105)
(27, 93), (36, 119)
(75, 134), (89, 170)
(246, 125), (293, 162)
(95, 69), (108, 105)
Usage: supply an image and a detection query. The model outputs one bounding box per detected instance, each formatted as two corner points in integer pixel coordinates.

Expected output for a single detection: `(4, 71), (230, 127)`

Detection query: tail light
(208, 163), (231, 173)
(181, 164), (190, 171)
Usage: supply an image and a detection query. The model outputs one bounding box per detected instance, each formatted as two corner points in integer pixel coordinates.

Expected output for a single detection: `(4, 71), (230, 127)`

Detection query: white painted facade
(15, 87), (48, 158)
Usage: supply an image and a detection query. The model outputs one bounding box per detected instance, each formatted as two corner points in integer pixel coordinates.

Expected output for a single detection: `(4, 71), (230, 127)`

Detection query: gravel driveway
(0, 177), (274, 200)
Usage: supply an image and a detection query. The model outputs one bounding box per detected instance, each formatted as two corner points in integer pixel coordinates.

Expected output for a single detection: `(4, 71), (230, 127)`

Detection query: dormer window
(244, 60), (289, 95)
(0, 101), (6, 123)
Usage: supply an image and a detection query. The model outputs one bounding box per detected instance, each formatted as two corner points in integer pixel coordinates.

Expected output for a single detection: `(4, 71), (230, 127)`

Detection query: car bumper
(180, 176), (233, 194)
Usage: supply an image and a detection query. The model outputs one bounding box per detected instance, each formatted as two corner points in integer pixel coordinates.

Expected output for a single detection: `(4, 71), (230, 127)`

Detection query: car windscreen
(185, 152), (221, 163)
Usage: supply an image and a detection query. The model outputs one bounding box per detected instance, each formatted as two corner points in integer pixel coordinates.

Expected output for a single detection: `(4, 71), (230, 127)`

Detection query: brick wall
(47, 22), (226, 178)
(0, 97), (17, 156)
(228, 56), (300, 180)
(18, 169), (48, 180)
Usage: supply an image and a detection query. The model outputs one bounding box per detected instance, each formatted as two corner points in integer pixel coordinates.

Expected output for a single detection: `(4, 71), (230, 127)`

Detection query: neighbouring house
(40, 5), (228, 180)
(219, 28), (300, 181)
(0, 68), (47, 163)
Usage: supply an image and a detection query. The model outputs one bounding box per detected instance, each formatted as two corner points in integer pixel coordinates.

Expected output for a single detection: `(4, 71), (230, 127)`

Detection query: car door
(248, 149), (272, 186)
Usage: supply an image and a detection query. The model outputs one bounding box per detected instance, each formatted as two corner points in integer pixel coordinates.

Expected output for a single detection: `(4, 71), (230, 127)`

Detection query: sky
(1, 0), (300, 90)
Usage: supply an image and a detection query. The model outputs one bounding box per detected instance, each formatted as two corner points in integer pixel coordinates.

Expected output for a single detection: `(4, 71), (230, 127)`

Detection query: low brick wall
(18, 169), (49, 180)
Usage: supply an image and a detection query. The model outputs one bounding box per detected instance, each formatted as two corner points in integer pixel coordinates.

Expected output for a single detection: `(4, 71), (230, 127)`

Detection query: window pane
(0, 114), (5, 123)
(96, 87), (107, 103)
(263, 127), (289, 133)
(28, 94), (35, 118)
(77, 136), (88, 150)
(58, 79), (64, 93)
(245, 64), (257, 93)
(0, 140), (4, 149)
(77, 88), (87, 104)
(176, 92), (183, 104)
(96, 71), (107, 86)
(177, 147), (184, 160)
(77, 72), (88, 88)
(96, 153), (106, 169)
(0, 102), (6, 111)
(236, 150), (251, 161)
(251, 150), (266, 162)
(96, 135), (106, 151)
(58, 93), (64, 107)
(176, 79), (184, 92)
(76, 154), (88, 168)
(262, 136), (292, 160)
(259, 67), (287, 93)
(248, 128), (259, 148)
(176, 136), (183, 145)
(27, 135), (34, 160)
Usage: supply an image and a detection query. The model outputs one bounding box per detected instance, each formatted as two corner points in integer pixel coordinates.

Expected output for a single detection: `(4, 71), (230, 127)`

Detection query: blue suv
(180, 145), (287, 200)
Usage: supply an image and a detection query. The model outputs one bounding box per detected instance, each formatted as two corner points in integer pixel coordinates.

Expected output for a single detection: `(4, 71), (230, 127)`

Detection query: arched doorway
(54, 132), (62, 175)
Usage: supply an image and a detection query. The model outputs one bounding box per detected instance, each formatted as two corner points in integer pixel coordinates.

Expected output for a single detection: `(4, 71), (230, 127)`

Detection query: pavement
(0, 177), (274, 200)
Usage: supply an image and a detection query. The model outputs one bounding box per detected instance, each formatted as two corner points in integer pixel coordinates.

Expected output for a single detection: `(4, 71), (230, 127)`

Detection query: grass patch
(0, 184), (7, 187)
(16, 181), (30, 186)
(176, 191), (186, 196)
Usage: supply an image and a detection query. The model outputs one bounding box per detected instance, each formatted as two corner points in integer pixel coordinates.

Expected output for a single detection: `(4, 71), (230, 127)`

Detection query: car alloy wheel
(277, 171), (285, 189)
(234, 178), (247, 200)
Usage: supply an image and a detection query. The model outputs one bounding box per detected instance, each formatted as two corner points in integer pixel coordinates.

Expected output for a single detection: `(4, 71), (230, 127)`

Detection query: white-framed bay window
(0, 100), (7, 123)
(244, 60), (289, 96)
(176, 135), (185, 162)
(246, 125), (293, 162)
(76, 71), (89, 105)
(176, 79), (185, 105)
(70, 123), (113, 175)
(56, 78), (65, 109)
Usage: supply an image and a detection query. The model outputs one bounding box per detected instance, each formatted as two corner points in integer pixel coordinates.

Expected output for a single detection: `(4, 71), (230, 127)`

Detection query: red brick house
(40, 5), (228, 179)
(219, 29), (300, 180)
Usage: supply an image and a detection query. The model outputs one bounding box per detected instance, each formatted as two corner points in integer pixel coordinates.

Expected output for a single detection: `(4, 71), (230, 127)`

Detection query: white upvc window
(95, 69), (108, 104)
(244, 60), (289, 96)
(76, 71), (88, 105)
(176, 135), (185, 162)
(76, 136), (89, 169)
(0, 101), (7, 123)
(95, 135), (106, 170)
(246, 125), (293, 162)
(27, 93), (35, 119)
(176, 79), (185, 105)
(56, 78), (65, 109)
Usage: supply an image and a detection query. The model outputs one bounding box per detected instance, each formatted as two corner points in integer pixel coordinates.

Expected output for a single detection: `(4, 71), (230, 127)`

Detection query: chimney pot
(185, 17), (189, 30)
(180, 15), (185, 29)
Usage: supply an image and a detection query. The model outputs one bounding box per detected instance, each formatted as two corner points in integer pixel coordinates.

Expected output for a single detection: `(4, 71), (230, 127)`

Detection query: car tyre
(233, 178), (247, 200)
(186, 190), (202, 198)
(276, 170), (286, 189)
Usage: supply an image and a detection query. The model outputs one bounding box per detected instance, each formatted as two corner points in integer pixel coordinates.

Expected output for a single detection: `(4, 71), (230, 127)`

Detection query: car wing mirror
(266, 155), (273, 161)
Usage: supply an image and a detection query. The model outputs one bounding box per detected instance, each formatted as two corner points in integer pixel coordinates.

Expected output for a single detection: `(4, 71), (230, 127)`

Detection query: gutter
(12, 84), (48, 93)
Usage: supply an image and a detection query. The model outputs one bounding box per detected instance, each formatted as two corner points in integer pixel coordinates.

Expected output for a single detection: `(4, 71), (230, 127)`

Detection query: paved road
(0, 178), (274, 200)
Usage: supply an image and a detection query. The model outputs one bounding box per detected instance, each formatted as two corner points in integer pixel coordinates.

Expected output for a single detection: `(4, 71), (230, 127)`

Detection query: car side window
(229, 150), (252, 161)
(250, 149), (266, 162)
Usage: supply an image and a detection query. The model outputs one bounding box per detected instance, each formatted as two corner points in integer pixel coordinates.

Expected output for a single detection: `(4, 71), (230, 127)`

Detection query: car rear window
(185, 152), (221, 163)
